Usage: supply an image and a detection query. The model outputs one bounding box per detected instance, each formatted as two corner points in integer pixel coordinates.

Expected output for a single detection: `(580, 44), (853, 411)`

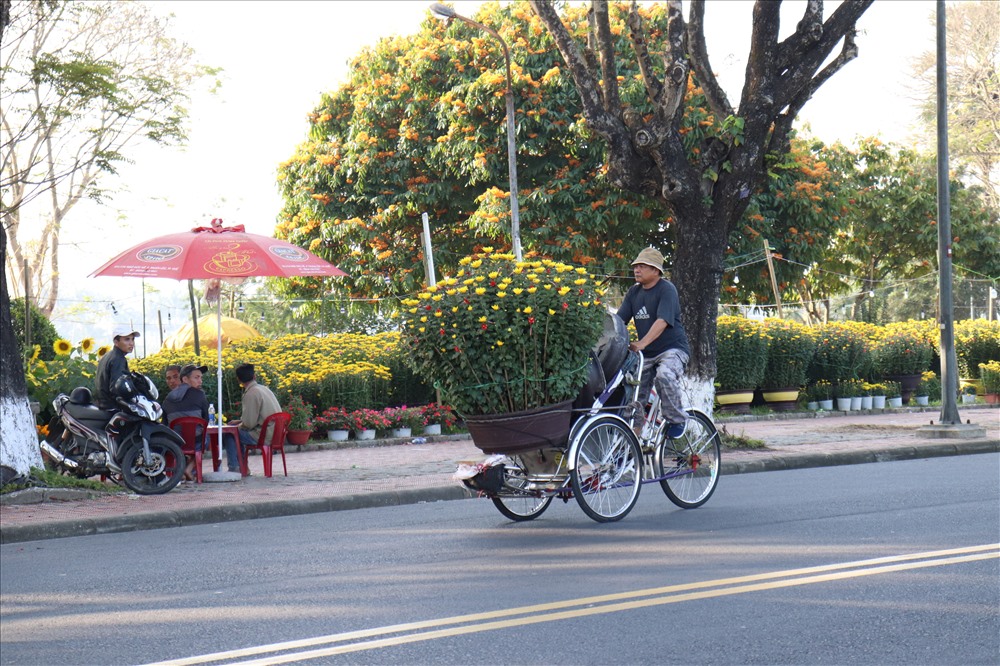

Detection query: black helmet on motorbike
(69, 387), (93, 405)
(113, 372), (158, 402)
(112, 374), (139, 401)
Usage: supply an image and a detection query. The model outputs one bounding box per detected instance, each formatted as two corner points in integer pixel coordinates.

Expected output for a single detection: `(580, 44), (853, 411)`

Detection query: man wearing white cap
(616, 247), (690, 438)
(95, 326), (139, 410)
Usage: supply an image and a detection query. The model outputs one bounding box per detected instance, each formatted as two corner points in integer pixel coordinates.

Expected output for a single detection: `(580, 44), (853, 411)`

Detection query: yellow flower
(527, 286), (537, 294)
(574, 278), (587, 285)
(475, 287), (487, 295)
(53, 339), (72, 356)
(457, 286), (468, 293)
(433, 311), (442, 317)
(558, 286), (571, 295)
(96, 345), (111, 357)
(420, 316), (428, 322)
(488, 271), (499, 279)
(548, 309), (556, 315)
(496, 340), (504, 346)
(80, 338), (95, 353)
(497, 291), (507, 298)
(478, 316), (488, 323)
(523, 306), (533, 314)
(470, 259), (483, 268)
(513, 288), (523, 295)
(491, 304), (500, 311)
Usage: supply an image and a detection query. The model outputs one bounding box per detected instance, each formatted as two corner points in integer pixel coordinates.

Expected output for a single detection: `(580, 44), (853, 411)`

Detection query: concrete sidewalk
(2, 406), (997, 544)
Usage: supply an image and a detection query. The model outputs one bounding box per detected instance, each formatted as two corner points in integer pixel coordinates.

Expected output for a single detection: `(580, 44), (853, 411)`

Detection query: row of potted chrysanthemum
(304, 403), (457, 442)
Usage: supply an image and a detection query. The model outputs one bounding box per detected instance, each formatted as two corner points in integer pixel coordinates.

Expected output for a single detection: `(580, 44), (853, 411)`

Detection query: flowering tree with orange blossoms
(273, 3), (726, 308)
(531, 0), (875, 404)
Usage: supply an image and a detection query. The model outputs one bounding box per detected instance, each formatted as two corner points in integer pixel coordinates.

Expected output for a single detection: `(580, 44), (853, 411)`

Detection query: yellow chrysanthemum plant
(402, 249), (606, 416)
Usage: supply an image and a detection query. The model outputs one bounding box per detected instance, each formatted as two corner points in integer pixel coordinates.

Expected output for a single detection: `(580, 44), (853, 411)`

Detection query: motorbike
(41, 371), (186, 495)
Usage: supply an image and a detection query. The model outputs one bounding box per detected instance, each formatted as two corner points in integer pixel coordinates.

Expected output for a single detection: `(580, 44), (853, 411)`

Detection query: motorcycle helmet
(112, 374), (138, 401)
(129, 372), (158, 401)
(69, 387), (93, 405)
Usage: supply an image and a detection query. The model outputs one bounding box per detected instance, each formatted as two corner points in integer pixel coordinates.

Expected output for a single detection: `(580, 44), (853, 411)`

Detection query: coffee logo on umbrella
(137, 245), (182, 262)
(269, 245), (308, 262)
(205, 248), (258, 275)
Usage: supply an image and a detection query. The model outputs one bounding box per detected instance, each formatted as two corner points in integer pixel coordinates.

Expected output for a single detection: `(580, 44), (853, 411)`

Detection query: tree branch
(739, 0), (782, 113)
(687, 0), (734, 121)
(592, 1), (620, 114)
(529, 0), (616, 134)
(626, 1), (662, 104)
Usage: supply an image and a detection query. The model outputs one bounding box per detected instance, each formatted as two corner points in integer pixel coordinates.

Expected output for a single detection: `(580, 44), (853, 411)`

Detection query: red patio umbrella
(92, 219), (347, 460)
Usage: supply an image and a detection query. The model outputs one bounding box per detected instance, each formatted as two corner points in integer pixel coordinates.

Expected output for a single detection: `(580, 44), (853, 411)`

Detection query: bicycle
(461, 317), (721, 523)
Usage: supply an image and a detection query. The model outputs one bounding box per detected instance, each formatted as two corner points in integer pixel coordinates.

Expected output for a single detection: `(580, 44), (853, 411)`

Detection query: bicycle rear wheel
(492, 458), (553, 521)
(656, 409), (720, 508)
(570, 416), (642, 522)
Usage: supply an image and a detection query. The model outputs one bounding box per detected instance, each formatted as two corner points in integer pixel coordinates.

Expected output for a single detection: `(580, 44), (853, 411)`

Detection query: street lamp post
(430, 3), (523, 261)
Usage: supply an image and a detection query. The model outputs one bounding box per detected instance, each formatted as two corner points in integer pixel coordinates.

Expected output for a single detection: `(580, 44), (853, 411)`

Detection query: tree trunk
(0, 225), (45, 477)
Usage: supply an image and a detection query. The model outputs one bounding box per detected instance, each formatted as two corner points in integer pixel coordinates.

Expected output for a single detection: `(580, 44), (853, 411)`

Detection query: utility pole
(763, 239), (783, 318)
(919, 0), (983, 439)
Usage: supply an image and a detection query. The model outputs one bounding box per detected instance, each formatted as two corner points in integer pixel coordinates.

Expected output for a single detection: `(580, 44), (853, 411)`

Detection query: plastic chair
(170, 416), (217, 483)
(241, 411), (291, 478)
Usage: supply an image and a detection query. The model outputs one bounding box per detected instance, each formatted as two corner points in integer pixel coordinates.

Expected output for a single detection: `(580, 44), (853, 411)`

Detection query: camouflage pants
(637, 348), (689, 425)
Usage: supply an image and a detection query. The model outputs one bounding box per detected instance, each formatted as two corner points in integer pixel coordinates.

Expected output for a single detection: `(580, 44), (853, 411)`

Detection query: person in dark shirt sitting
(162, 364), (241, 479)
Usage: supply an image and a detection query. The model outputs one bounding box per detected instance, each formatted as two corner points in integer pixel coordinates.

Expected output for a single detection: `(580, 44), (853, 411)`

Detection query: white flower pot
(356, 429), (376, 441)
(961, 394), (976, 404)
(915, 395), (929, 406)
(850, 397), (862, 411)
(818, 399), (834, 411)
(423, 423), (442, 435)
(836, 398), (852, 411)
(872, 396), (886, 409)
(328, 429), (349, 442)
(806, 401), (819, 411)
(861, 396), (873, 410)
(392, 427), (412, 438)
(888, 397), (903, 408)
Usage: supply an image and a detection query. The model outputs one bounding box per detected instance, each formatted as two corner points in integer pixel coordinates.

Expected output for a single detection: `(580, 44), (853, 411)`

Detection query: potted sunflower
(402, 250), (605, 453)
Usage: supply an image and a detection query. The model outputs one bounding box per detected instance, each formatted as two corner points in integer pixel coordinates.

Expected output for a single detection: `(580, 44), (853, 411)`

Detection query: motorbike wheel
(120, 435), (185, 495)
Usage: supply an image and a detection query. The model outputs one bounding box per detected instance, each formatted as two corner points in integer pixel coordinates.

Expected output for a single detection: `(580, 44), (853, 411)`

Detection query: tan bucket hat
(630, 247), (664, 273)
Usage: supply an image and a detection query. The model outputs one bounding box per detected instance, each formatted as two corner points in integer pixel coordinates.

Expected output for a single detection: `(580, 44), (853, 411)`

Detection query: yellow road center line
(146, 544), (999, 666)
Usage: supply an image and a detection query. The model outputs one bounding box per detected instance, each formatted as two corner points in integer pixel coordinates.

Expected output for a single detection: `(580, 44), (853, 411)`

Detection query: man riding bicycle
(616, 247), (690, 439)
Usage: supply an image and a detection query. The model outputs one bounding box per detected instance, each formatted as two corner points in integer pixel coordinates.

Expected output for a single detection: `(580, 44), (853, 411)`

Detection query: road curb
(2, 441), (996, 545)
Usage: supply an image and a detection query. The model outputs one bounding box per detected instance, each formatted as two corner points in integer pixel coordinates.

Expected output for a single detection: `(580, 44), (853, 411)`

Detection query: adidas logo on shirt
(635, 306), (650, 320)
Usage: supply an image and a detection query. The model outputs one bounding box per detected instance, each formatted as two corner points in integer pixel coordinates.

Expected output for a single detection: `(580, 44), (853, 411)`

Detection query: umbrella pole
(217, 300), (225, 471)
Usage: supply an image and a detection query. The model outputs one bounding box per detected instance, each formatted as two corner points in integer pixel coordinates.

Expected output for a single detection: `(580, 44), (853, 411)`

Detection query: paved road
(2, 454), (997, 665)
(1, 407), (997, 544)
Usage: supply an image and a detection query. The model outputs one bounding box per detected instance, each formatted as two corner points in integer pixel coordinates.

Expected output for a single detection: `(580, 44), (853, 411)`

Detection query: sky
(44, 0), (939, 354)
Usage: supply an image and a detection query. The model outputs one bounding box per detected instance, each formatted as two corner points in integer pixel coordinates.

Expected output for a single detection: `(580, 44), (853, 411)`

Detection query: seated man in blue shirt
(162, 364), (241, 477)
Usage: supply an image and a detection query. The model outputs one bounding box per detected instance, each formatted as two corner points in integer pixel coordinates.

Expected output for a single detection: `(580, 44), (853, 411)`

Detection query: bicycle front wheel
(570, 416), (642, 522)
(656, 410), (720, 508)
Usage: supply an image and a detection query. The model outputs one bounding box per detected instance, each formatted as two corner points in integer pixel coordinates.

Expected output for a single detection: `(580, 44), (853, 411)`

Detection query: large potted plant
(809, 322), (874, 384)
(284, 394), (313, 447)
(403, 250), (605, 453)
(760, 319), (816, 410)
(873, 328), (934, 403)
(714, 316), (767, 413)
(955, 319), (1000, 393)
(980, 361), (1000, 404)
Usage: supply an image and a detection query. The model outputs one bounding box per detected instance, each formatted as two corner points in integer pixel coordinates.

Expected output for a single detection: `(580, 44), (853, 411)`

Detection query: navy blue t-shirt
(616, 279), (689, 357)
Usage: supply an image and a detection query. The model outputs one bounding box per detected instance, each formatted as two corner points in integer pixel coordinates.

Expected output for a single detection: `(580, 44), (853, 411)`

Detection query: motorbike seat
(64, 402), (113, 429)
